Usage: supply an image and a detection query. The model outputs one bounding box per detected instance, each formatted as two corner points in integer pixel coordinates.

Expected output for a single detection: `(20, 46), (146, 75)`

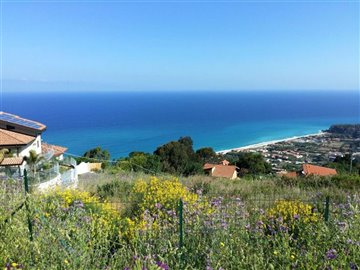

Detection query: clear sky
(1, 0), (359, 92)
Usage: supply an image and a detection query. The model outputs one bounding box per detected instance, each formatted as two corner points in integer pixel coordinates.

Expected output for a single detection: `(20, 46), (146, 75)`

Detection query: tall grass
(1, 173), (359, 269)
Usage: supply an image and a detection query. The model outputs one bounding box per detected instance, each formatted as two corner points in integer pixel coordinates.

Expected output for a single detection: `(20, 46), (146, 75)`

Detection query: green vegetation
(115, 152), (162, 174)
(1, 173), (359, 269)
(90, 137), (221, 177)
(24, 150), (44, 177)
(154, 136), (203, 175)
(327, 154), (360, 175)
(224, 152), (272, 176)
(326, 124), (360, 138)
(76, 146), (111, 168)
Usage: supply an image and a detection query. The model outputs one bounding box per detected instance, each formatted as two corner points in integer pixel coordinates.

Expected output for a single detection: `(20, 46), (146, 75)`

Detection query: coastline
(216, 131), (325, 154)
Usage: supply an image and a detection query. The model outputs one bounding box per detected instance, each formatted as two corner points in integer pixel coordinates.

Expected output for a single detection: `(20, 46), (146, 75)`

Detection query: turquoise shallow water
(3, 91), (359, 158)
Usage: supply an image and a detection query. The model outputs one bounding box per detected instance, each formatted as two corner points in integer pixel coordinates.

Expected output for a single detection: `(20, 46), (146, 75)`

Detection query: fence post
(24, 169), (33, 241)
(324, 196), (330, 222)
(179, 198), (184, 249)
(178, 198), (184, 269)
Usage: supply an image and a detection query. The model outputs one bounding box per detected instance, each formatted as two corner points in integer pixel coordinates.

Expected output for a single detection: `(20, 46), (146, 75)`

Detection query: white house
(0, 111), (67, 177)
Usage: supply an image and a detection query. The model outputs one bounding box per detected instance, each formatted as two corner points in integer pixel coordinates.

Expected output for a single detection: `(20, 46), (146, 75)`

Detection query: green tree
(229, 152), (272, 176)
(154, 137), (202, 175)
(327, 154), (360, 175)
(24, 150), (44, 176)
(80, 146), (110, 169)
(83, 146), (110, 160)
(128, 152), (161, 173)
(195, 147), (219, 163)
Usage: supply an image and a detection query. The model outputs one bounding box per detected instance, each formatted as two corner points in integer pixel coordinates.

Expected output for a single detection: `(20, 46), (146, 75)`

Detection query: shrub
(122, 177), (198, 238)
(267, 200), (320, 224)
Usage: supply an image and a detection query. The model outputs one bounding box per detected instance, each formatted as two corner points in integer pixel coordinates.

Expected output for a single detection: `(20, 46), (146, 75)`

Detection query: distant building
(283, 164), (337, 178)
(0, 111), (67, 177)
(203, 160), (238, 179)
(302, 164), (337, 176)
(42, 143), (68, 160)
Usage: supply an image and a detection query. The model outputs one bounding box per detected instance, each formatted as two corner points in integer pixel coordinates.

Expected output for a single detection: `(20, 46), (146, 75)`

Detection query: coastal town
(218, 129), (360, 174)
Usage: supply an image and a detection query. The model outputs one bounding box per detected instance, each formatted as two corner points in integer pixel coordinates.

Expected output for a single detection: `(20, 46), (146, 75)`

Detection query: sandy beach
(216, 131), (325, 154)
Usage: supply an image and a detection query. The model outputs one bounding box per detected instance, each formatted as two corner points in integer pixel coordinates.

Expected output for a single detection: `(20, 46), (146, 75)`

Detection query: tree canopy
(225, 152), (272, 176)
(154, 137), (203, 175)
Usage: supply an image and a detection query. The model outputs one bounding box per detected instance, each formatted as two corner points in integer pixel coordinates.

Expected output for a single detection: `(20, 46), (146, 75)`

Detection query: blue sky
(1, 1), (359, 92)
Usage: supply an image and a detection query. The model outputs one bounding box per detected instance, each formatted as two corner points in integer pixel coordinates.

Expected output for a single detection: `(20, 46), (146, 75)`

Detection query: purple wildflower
(293, 214), (299, 220)
(211, 198), (222, 207)
(72, 200), (84, 208)
(155, 202), (162, 209)
(256, 220), (264, 229)
(350, 262), (358, 270)
(326, 249), (337, 260)
(221, 221), (228, 229)
(279, 225), (288, 232)
(156, 261), (169, 270)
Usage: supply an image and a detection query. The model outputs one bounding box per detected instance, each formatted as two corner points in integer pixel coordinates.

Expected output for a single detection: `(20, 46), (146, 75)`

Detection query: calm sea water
(3, 91), (359, 158)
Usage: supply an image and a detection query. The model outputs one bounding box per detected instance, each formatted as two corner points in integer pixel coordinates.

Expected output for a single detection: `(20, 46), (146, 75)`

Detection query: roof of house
(303, 164), (337, 176)
(0, 111), (46, 131)
(42, 143), (68, 157)
(0, 156), (24, 166)
(284, 171), (298, 178)
(203, 163), (216, 170)
(211, 165), (238, 178)
(0, 129), (36, 146)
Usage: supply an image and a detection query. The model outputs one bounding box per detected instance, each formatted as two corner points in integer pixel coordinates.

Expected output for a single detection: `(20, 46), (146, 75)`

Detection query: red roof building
(203, 162), (238, 179)
(42, 143), (68, 158)
(302, 164), (337, 176)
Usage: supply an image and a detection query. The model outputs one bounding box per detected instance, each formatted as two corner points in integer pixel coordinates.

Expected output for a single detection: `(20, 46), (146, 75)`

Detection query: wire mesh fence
(1, 171), (360, 269)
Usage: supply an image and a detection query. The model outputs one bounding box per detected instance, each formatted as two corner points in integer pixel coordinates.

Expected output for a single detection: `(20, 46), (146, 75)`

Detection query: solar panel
(0, 113), (43, 129)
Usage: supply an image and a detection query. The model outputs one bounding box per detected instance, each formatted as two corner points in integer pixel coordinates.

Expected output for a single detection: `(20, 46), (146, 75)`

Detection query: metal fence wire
(3, 170), (356, 269)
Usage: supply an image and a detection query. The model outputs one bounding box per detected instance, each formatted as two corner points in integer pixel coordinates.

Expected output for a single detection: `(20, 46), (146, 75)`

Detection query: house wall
(18, 135), (42, 157)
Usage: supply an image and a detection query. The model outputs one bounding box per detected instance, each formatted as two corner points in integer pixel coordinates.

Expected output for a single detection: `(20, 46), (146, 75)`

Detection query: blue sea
(3, 91), (359, 158)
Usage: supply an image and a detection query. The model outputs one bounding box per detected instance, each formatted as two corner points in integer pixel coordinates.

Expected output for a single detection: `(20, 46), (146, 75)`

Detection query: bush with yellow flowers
(267, 200), (320, 224)
(122, 177), (198, 238)
(42, 189), (119, 220)
(262, 200), (320, 237)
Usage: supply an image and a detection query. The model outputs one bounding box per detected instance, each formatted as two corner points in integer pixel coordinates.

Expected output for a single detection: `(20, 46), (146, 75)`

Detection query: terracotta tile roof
(0, 157), (24, 166)
(303, 164), (337, 176)
(0, 111), (46, 131)
(284, 171), (298, 178)
(42, 142), (68, 157)
(203, 163), (216, 170)
(211, 165), (238, 179)
(0, 129), (35, 146)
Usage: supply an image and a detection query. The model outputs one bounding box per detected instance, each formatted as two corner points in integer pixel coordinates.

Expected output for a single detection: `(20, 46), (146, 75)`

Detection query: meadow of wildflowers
(1, 175), (359, 269)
